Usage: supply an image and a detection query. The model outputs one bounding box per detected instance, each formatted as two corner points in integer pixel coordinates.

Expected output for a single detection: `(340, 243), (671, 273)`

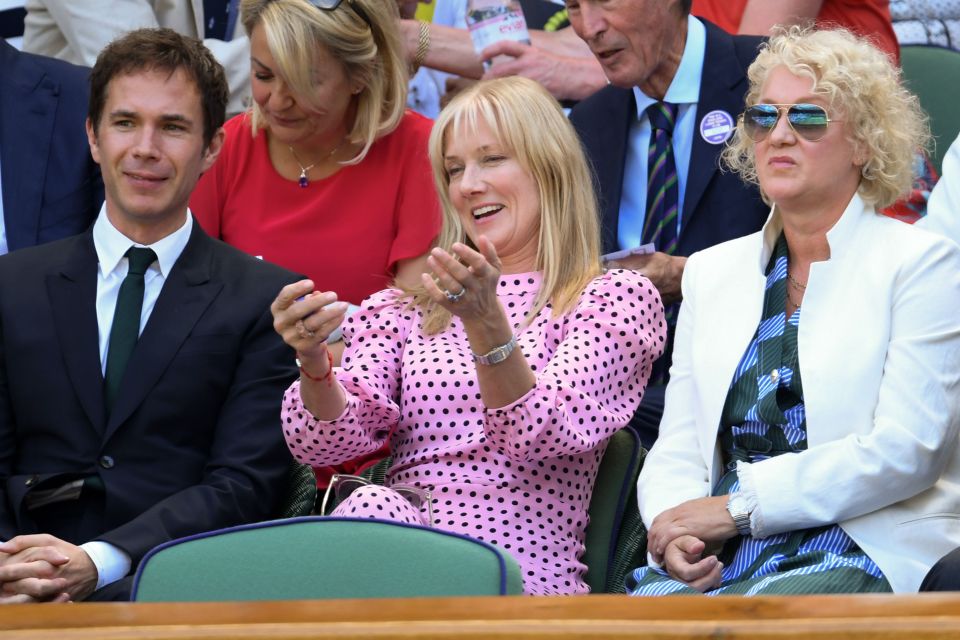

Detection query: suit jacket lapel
(594, 88), (634, 254)
(681, 23), (751, 237)
(0, 42), (57, 252)
(105, 224), (222, 440)
(45, 234), (106, 433)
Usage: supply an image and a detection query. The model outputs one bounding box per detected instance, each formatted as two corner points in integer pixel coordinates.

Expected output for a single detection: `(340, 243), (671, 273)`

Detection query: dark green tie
(104, 247), (157, 413)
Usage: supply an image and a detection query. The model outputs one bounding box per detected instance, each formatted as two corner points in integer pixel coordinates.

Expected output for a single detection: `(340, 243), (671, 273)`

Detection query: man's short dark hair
(680, 0), (692, 15)
(88, 28), (228, 148)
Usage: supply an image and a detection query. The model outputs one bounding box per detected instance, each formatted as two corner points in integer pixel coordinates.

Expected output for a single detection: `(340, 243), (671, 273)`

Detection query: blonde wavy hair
(411, 77), (602, 335)
(722, 26), (929, 209)
(240, 0), (407, 164)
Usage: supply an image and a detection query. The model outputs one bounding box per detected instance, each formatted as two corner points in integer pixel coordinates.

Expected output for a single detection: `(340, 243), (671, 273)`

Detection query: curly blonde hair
(722, 26), (929, 209)
(240, 0), (407, 164)
(410, 77), (602, 335)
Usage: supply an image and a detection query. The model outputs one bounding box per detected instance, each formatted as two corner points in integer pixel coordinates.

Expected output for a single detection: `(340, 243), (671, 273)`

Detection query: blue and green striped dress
(627, 233), (891, 596)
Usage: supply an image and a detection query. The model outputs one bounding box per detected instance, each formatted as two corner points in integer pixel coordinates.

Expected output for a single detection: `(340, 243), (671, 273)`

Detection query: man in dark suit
(567, 0), (768, 445)
(0, 28), (297, 603)
(0, 39), (103, 254)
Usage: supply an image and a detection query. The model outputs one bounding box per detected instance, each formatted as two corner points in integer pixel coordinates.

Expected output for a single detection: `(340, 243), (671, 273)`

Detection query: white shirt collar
(759, 192), (870, 271)
(632, 14), (707, 118)
(92, 204), (193, 278)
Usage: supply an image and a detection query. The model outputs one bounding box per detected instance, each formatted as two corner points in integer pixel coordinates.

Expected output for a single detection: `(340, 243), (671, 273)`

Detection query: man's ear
(86, 117), (101, 165)
(201, 126), (226, 173)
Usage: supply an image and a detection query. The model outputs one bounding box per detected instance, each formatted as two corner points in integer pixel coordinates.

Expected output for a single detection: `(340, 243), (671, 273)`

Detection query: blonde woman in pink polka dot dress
(271, 77), (665, 594)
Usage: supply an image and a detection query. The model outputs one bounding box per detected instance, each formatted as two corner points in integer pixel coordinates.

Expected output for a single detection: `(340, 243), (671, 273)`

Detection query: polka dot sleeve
(483, 269), (665, 461)
(281, 289), (413, 467)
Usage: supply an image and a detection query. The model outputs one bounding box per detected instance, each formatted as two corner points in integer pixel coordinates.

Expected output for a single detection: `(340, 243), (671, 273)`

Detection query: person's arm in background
(27, 0), (250, 115)
(399, 19), (604, 100)
(481, 31), (606, 102)
(737, 0), (823, 34)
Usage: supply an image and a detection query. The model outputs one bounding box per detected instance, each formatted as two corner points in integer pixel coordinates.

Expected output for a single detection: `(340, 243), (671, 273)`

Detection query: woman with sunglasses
(629, 26), (960, 596)
(271, 77), (666, 594)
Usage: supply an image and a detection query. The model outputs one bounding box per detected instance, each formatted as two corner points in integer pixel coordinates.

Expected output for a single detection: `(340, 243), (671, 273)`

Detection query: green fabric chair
(900, 44), (960, 174)
(131, 517), (524, 602)
(582, 427), (648, 593)
(276, 461), (317, 519)
(352, 429), (650, 594)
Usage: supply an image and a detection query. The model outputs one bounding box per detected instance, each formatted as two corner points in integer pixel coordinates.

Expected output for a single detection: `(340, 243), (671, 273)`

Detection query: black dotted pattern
(283, 270), (665, 593)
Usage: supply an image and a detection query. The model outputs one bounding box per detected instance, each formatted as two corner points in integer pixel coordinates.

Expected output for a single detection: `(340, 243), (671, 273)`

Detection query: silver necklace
(289, 139), (345, 188)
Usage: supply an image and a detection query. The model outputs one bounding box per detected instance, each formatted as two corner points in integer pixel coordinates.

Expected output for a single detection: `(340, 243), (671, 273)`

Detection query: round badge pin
(699, 110), (735, 145)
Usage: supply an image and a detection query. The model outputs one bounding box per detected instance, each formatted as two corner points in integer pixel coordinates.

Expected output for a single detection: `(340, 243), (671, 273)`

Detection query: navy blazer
(0, 222), (298, 563)
(570, 20), (768, 258)
(0, 39), (102, 252)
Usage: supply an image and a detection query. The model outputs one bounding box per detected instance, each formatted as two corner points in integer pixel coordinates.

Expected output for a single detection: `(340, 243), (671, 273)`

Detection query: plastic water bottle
(465, 0), (531, 70)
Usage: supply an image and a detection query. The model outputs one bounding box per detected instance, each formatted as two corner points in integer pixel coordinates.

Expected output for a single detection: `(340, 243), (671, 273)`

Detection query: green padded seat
(900, 45), (960, 174)
(276, 461), (317, 519)
(132, 517), (524, 602)
(582, 427), (648, 593)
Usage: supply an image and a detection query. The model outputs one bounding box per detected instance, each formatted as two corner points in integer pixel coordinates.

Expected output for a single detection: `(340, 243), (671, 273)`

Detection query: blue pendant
(299, 175), (309, 188)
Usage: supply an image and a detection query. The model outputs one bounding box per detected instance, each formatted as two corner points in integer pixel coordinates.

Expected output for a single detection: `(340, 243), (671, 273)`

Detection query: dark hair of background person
(88, 27), (228, 148)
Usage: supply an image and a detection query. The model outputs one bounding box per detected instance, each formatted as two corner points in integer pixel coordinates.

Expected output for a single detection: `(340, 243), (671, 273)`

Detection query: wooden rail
(2, 593), (960, 639)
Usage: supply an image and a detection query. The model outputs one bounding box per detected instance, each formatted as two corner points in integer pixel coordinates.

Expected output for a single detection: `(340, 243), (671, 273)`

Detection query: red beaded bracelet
(296, 350), (334, 386)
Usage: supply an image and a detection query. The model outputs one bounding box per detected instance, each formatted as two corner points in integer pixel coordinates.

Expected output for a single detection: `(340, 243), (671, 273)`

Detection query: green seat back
(132, 517), (524, 602)
(275, 462), (317, 518)
(900, 45), (960, 174)
(583, 428), (647, 593)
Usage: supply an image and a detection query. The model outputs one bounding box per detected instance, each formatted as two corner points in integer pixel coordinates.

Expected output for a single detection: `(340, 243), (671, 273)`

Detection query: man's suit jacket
(638, 195), (960, 593)
(0, 39), (103, 252)
(0, 221), (298, 563)
(569, 20), (768, 258)
(22, 0), (250, 115)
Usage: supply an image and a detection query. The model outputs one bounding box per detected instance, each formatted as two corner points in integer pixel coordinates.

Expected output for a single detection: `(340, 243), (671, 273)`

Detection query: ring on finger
(443, 287), (466, 303)
(296, 319), (316, 340)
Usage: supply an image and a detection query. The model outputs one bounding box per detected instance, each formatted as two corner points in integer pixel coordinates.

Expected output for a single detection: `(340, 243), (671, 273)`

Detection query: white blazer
(22, 0), (250, 115)
(638, 193), (960, 593)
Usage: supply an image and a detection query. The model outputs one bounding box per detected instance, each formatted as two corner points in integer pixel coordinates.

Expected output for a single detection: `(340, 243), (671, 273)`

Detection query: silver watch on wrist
(472, 335), (517, 366)
(726, 491), (752, 536)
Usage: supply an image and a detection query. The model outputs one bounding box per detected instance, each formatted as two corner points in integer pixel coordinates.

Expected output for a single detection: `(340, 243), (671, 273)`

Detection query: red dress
(191, 111), (440, 486)
(692, 0), (900, 65)
(190, 111), (441, 305)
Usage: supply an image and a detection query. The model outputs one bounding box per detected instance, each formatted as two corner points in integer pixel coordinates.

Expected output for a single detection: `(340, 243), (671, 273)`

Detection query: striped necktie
(642, 101), (680, 255)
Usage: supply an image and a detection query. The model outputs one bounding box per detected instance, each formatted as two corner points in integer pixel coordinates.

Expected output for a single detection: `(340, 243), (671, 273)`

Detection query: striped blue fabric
(628, 233), (889, 596)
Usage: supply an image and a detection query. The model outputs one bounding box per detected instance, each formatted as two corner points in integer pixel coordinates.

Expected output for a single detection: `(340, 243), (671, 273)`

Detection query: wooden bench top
(2, 593), (960, 639)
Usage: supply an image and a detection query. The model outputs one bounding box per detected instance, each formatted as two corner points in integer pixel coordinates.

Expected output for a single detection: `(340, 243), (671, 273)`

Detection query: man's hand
(480, 40), (606, 101)
(662, 535), (723, 592)
(606, 252), (687, 305)
(647, 496), (737, 564)
(0, 535), (98, 603)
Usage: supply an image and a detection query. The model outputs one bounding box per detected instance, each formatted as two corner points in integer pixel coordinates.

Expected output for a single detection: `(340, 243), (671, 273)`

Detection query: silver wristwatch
(726, 491), (752, 536)
(472, 335), (517, 366)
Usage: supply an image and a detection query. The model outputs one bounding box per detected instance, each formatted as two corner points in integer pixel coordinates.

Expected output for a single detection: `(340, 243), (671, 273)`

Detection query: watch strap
(472, 335), (517, 366)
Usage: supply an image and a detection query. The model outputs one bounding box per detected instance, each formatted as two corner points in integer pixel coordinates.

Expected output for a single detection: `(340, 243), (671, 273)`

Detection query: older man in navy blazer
(0, 29), (296, 603)
(568, 0), (768, 444)
(0, 39), (103, 254)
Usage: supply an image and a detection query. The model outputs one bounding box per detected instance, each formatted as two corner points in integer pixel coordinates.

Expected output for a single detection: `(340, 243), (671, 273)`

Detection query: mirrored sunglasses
(305, 0), (372, 28)
(742, 103), (837, 142)
(321, 473), (434, 527)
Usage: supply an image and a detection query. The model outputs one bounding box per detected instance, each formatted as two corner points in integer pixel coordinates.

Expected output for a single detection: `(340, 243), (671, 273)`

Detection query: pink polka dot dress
(282, 269), (665, 594)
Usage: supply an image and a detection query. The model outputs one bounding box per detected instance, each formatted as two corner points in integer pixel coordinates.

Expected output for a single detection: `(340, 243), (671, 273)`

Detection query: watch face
(727, 494), (747, 516)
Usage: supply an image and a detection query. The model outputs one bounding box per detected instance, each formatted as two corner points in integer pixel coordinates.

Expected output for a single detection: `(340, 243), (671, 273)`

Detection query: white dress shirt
(80, 205), (192, 590)
(618, 15), (705, 251)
